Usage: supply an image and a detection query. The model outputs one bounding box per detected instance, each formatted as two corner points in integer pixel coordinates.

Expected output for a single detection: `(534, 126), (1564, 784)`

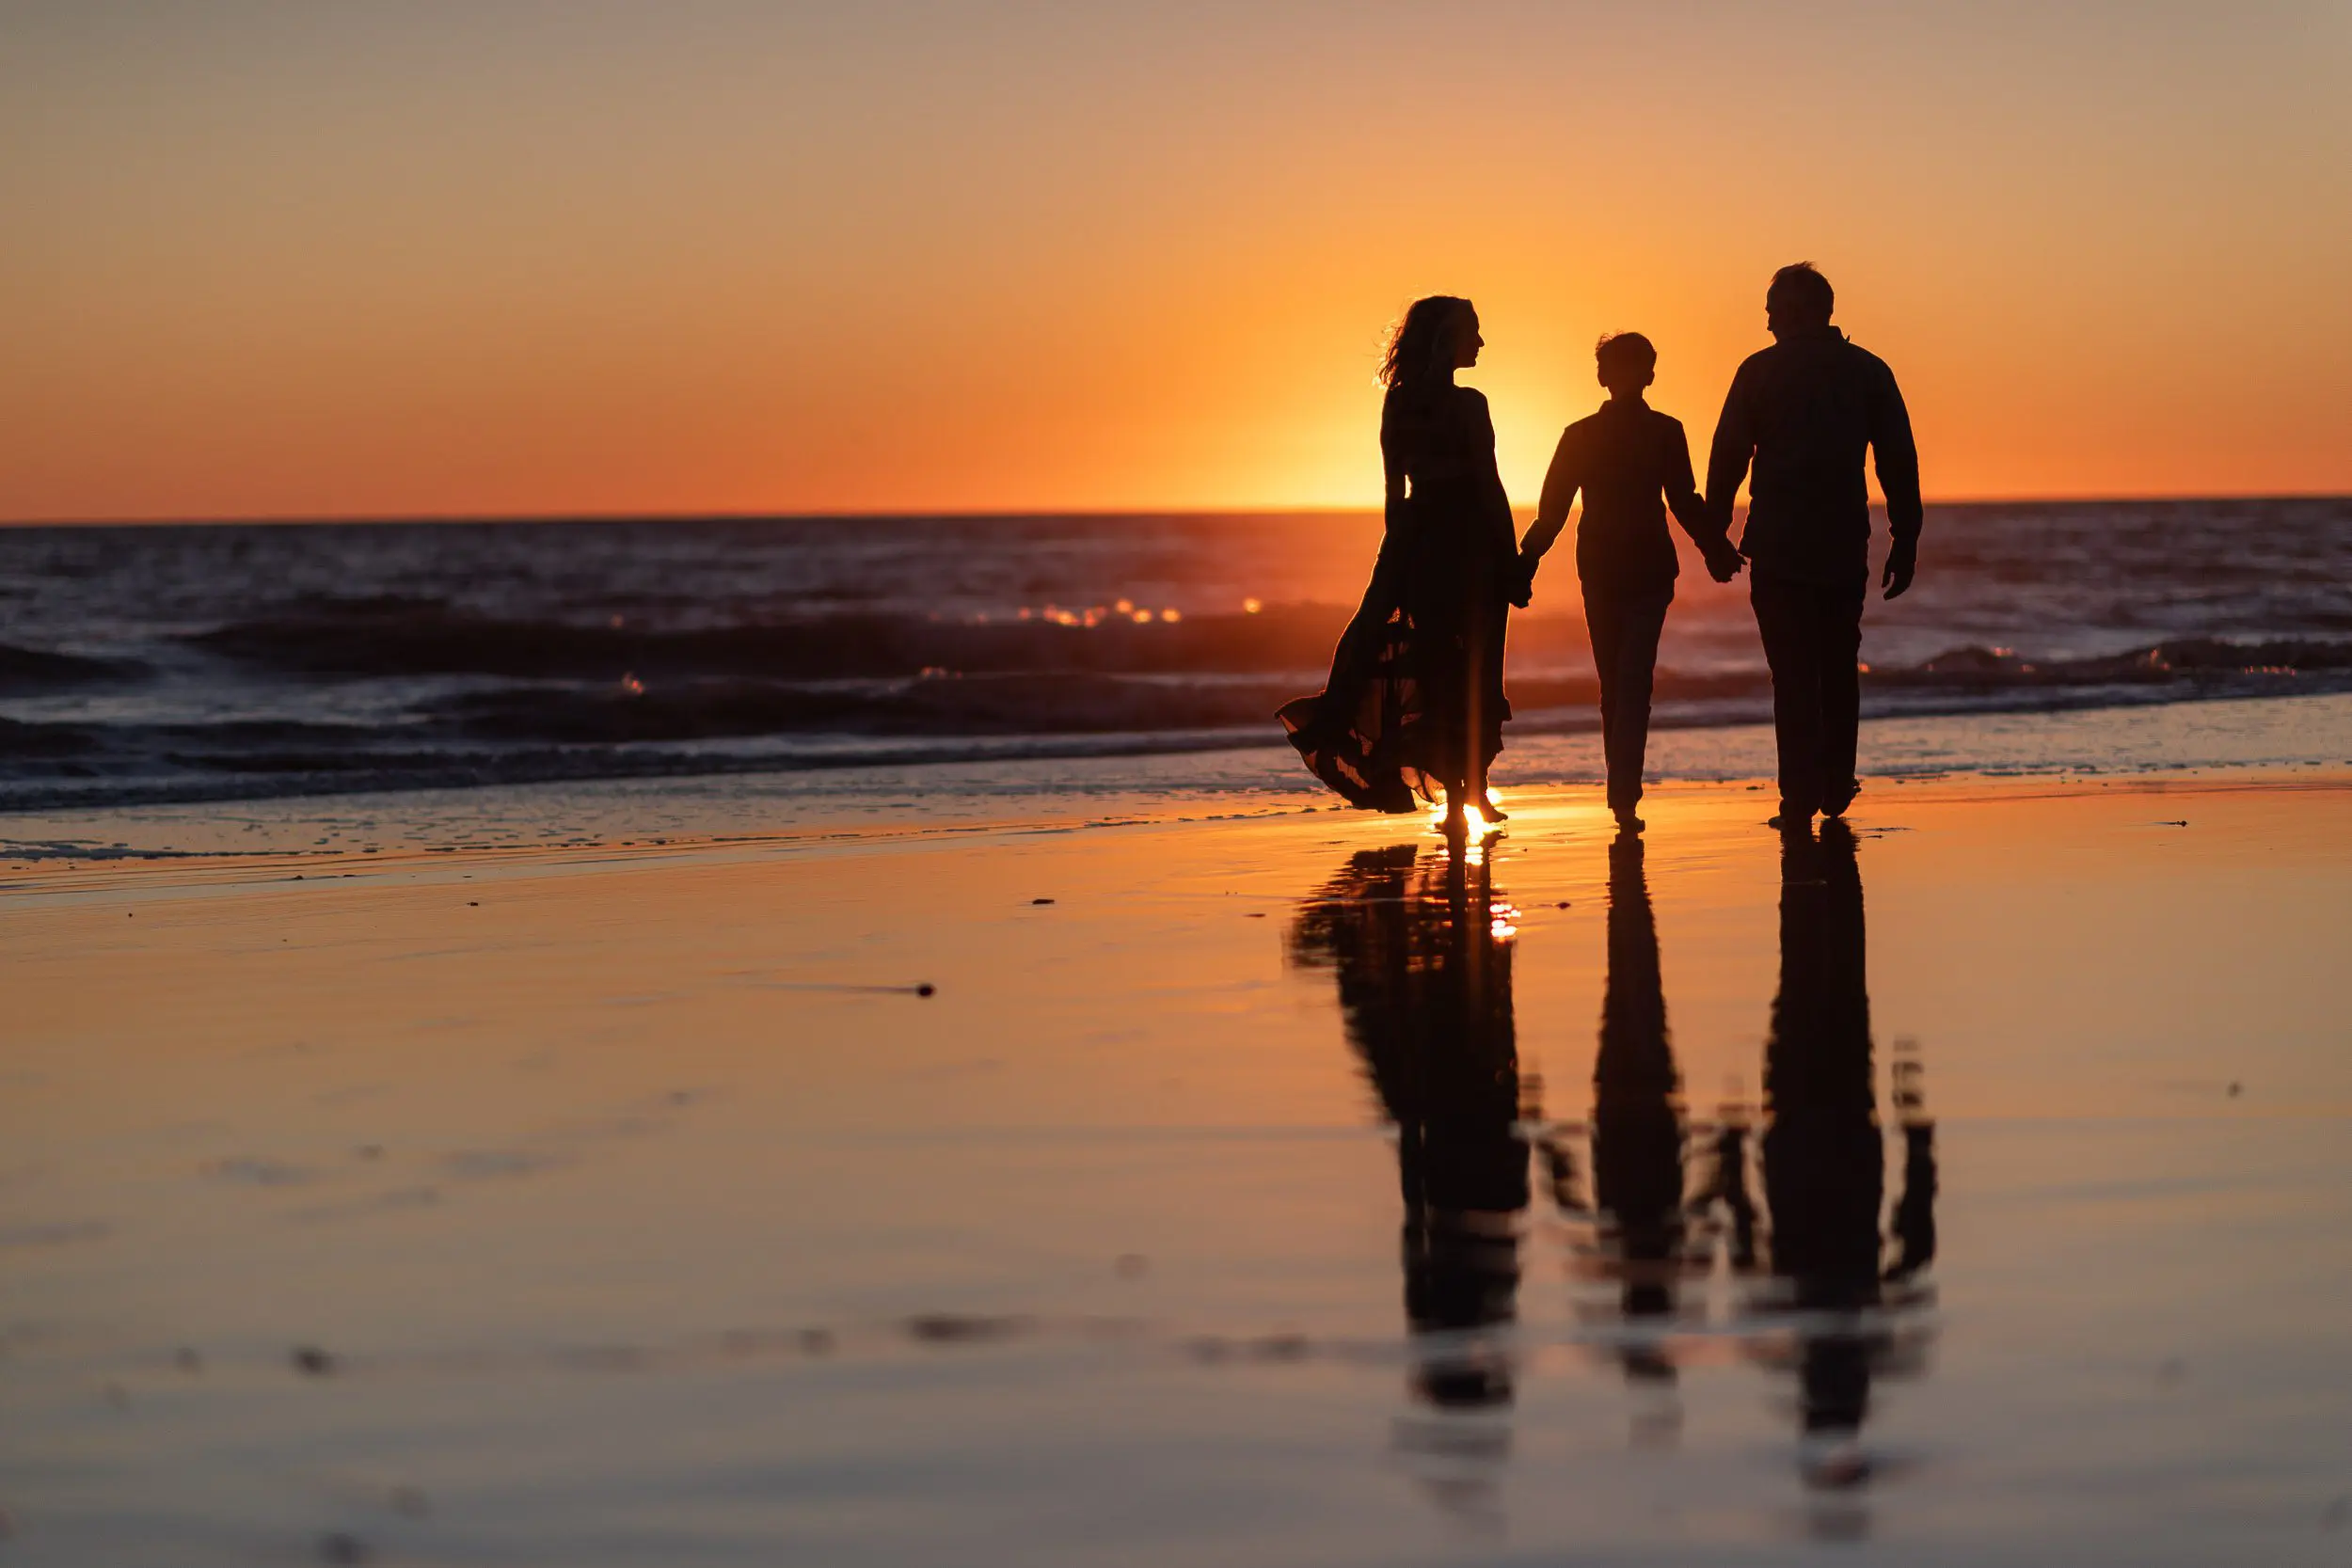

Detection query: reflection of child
(1519, 333), (1743, 831)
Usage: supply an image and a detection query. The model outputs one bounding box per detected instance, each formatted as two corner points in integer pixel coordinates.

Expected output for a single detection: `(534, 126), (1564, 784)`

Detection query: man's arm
(1664, 420), (1741, 581)
(1703, 364), (1757, 545)
(1869, 360), (1923, 599)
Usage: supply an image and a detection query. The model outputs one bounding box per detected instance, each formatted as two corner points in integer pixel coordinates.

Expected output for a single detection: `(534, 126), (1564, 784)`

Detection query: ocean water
(2, 499), (2347, 812)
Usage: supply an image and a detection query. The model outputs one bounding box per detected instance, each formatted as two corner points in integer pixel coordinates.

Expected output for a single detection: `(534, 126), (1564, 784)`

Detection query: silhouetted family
(1282, 262), (1922, 833)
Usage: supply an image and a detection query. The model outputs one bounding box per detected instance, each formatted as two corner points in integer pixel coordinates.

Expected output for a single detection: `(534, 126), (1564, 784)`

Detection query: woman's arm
(1380, 403), (1410, 539)
(1463, 389), (1518, 551)
(1330, 399), (1413, 663)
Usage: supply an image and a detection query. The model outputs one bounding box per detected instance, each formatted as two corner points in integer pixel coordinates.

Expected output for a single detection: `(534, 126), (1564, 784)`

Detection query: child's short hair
(1595, 331), (1657, 384)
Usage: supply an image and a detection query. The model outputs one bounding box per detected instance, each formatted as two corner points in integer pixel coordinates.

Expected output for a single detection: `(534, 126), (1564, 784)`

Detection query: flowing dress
(1279, 382), (1519, 810)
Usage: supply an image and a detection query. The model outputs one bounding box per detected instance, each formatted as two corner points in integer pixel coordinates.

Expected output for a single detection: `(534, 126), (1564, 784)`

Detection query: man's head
(1766, 262), (1835, 340)
(1595, 331), (1657, 398)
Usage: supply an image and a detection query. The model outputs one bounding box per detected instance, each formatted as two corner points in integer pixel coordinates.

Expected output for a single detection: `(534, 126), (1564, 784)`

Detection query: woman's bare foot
(1441, 800), (1470, 835)
(1477, 793), (1508, 822)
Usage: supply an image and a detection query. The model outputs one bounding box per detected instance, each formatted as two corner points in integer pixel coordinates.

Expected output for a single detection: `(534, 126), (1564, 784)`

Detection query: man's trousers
(1749, 572), (1867, 819)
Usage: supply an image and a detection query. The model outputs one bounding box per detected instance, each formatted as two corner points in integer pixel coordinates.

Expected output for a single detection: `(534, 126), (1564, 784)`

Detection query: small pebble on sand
(318, 1532), (373, 1564)
(1031, 897), (1055, 906)
(292, 1346), (337, 1376)
(916, 983), (936, 997)
(906, 1313), (1023, 1344)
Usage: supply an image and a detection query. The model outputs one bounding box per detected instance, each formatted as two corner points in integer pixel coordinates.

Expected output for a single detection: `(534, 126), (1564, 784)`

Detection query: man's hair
(1595, 331), (1657, 384)
(1768, 262), (1835, 322)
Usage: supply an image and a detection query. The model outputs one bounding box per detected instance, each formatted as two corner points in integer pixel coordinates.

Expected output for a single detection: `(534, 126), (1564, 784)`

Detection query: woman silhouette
(1280, 297), (1519, 832)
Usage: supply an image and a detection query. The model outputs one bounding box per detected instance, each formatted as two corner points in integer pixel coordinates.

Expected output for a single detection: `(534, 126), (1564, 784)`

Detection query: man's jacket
(1706, 328), (1921, 585)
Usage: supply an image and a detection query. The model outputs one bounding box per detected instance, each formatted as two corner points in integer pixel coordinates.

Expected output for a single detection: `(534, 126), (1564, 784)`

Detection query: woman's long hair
(1380, 295), (1470, 390)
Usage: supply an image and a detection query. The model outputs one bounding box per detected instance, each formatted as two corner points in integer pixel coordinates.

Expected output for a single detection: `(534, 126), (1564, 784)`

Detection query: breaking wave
(3, 501), (2347, 809)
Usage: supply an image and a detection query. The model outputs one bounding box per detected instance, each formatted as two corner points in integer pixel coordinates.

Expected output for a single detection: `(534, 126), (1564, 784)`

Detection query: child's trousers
(1582, 589), (1674, 814)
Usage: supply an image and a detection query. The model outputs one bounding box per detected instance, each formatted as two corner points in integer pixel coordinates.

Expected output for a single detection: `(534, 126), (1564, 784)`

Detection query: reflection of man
(1757, 820), (1938, 1491)
(1707, 263), (1922, 827)
(1287, 845), (1527, 1408)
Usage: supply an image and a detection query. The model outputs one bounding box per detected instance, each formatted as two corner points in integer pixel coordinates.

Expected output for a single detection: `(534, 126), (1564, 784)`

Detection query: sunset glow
(5, 5), (2349, 522)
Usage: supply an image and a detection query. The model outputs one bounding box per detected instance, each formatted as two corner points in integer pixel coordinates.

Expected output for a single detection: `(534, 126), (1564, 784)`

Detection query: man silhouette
(1706, 264), (1920, 825)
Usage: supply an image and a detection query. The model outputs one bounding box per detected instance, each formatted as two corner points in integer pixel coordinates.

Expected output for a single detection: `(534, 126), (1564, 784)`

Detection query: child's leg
(1609, 592), (1672, 816)
(1590, 591), (1672, 817)
(1585, 594), (1624, 767)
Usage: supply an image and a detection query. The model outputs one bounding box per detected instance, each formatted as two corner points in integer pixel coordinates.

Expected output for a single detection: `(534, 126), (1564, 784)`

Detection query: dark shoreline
(5, 677), (2344, 816)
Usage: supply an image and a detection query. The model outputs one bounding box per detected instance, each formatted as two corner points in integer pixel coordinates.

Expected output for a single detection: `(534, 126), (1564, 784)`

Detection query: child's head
(1595, 331), (1657, 397)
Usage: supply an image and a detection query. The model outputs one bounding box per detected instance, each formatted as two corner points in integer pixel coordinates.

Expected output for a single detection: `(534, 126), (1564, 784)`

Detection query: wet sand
(4, 775), (2350, 1564)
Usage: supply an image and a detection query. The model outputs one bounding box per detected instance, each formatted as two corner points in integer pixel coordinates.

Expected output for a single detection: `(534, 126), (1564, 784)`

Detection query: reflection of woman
(1287, 842), (1526, 1406)
(1279, 297), (1519, 832)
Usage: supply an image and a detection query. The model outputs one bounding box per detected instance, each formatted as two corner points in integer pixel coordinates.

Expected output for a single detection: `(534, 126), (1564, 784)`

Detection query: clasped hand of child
(1510, 549), (1538, 608)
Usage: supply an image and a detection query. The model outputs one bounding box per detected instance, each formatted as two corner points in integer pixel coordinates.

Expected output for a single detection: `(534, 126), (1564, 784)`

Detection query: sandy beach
(6, 766), (2349, 1565)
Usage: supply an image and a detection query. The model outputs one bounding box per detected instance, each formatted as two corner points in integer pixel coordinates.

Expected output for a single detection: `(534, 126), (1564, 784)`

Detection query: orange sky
(4, 3), (2348, 521)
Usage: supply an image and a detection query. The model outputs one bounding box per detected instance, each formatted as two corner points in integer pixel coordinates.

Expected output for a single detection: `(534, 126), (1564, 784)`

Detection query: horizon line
(4, 490), (2347, 529)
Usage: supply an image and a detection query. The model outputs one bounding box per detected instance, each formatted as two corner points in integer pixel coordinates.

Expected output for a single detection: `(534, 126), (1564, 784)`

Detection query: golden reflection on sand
(0, 775), (2347, 1562)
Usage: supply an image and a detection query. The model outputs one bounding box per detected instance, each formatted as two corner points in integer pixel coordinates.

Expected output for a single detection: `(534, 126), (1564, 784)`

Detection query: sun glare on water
(1430, 793), (1504, 842)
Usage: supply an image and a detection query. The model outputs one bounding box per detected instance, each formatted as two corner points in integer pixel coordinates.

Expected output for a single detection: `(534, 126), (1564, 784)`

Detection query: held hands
(1882, 539), (1918, 600)
(1704, 539), (1745, 584)
(1508, 551), (1535, 609)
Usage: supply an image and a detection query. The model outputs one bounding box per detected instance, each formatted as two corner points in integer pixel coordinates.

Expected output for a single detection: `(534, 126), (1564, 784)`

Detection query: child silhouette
(1519, 333), (1742, 831)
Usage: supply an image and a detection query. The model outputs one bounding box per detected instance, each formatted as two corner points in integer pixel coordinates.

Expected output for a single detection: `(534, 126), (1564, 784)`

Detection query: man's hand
(1704, 541), (1744, 584)
(1882, 539), (1917, 600)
